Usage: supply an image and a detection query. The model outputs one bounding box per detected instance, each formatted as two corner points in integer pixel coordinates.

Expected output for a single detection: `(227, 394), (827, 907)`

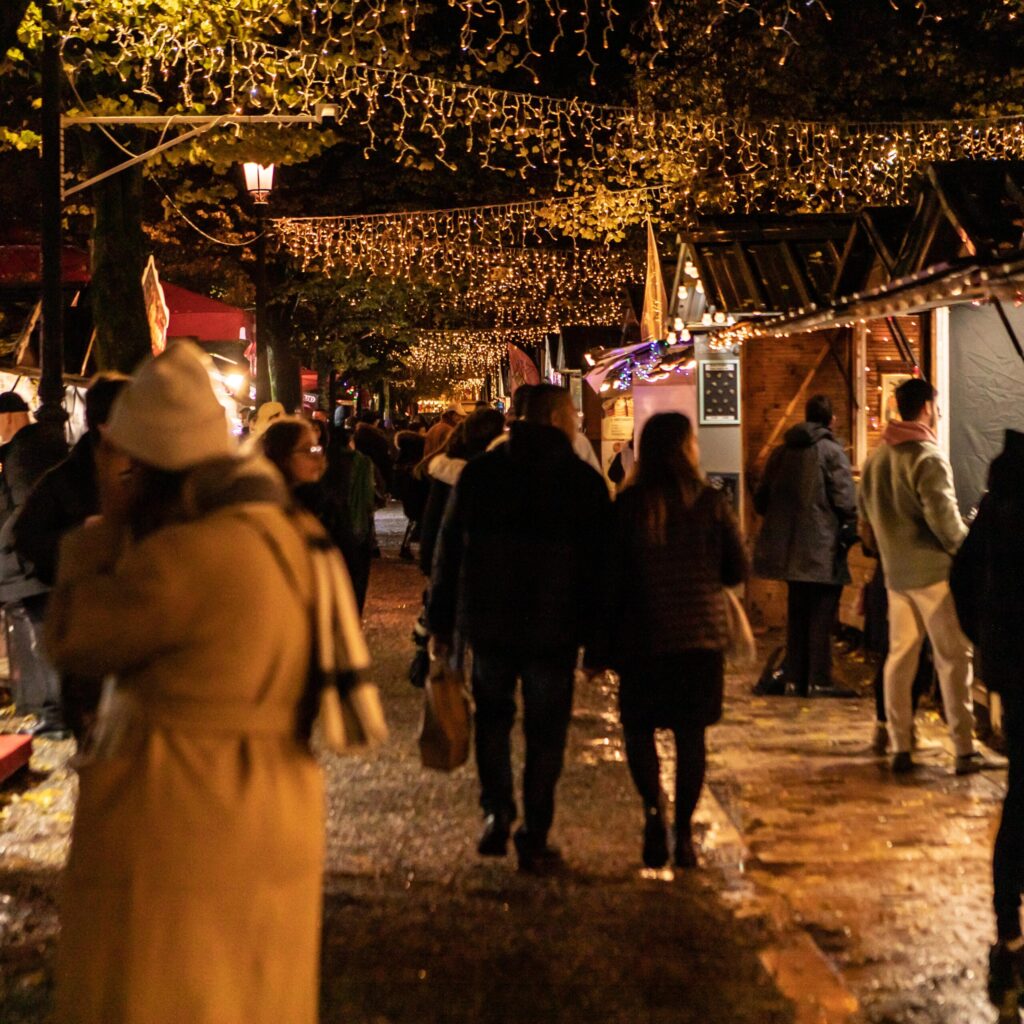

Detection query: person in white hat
(44, 341), (365, 1024)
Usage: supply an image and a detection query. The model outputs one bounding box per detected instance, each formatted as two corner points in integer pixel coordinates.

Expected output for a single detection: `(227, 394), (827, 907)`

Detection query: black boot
(642, 804), (669, 868)
(674, 825), (698, 869)
(513, 827), (564, 875)
(477, 812), (512, 857)
(988, 941), (1024, 1012)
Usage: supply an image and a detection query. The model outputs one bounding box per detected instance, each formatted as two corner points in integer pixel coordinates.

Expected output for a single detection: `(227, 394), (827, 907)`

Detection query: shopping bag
(724, 587), (757, 671)
(418, 657), (471, 771)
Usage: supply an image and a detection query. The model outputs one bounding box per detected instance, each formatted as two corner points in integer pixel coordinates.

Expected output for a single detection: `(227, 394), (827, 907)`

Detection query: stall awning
(725, 258), (1024, 342)
(0, 244), (90, 286)
(163, 282), (254, 343)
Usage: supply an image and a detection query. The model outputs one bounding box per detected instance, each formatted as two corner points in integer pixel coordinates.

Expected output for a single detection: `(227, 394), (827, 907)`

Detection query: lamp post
(243, 162), (275, 406)
(38, 0), (66, 432)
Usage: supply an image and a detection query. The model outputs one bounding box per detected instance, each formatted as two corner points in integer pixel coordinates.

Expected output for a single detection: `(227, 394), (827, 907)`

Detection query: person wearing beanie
(44, 341), (354, 1024)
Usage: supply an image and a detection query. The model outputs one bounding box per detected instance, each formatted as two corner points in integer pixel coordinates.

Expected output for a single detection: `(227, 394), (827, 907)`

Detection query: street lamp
(243, 162), (275, 205)
(242, 162), (275, 405)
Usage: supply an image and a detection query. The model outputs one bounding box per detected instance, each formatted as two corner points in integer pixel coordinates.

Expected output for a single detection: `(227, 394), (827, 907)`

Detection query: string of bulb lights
(404, 326), (552, 381)
(273, 191), (647, 328)
(59, 11), (1024, 208)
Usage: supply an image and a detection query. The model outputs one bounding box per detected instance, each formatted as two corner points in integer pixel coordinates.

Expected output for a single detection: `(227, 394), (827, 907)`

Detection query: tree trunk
(266, 264), (302, 411)
(84, 134), (151, 373)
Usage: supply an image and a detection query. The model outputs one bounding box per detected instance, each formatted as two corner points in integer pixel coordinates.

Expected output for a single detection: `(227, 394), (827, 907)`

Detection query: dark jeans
(6, 597), (63, 724)
(342, 540), (373, 614)
(471, 650), (575, 841)
(786, 581), (842, 694)
(623, 724), (706, 838)
(995, 687), (1024, 940)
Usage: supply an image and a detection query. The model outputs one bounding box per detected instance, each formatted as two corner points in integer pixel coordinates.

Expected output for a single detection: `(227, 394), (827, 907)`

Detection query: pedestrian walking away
(607, 413), (749, 869)
(753, 394), (858, 697)
(859, 376), (994, 775)
(950, 428), (1024, 1011)
(43, 342), (366, 1024)
(427, 383), (611, 874)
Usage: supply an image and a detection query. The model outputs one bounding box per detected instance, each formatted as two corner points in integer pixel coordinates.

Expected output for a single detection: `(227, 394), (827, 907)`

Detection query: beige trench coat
(45, 499), (324, 1024)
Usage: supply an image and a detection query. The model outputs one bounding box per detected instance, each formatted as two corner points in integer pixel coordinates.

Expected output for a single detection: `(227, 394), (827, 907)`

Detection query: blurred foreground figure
(607, 413), (748, 869)
(950, 430), (1024, 1011)
(45, 342), (343, 1024)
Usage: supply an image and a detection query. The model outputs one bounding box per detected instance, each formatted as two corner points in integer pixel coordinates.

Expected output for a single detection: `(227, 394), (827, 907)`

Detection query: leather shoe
(477, 814), (511, 857)
(513, 827), (565, 875)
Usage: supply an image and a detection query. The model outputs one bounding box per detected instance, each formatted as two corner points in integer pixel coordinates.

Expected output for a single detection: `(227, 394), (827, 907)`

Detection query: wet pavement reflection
(0, 507), (1010, 1023)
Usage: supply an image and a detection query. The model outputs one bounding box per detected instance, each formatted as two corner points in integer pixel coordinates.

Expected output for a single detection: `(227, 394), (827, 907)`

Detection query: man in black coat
(428, 384), (611, 873)
(951, 429), (1024, 1007)
(753, 394), (857, 697)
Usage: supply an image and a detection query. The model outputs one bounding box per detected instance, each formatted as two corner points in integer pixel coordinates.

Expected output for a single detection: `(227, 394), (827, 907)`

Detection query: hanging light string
(272, 187), (650, 327)
(272, 186), (659, 270)
(404, 326), (552, 380)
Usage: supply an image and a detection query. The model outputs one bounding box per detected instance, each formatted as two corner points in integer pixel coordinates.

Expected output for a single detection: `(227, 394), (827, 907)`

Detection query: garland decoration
(404, 325), (551, 380)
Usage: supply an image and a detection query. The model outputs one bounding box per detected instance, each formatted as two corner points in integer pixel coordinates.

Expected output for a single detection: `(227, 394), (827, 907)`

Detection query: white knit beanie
(104, 340), (236, 471)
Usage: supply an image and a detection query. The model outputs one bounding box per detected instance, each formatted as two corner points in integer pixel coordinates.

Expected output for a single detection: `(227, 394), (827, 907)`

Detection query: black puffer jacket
(753, 421), (857, 585)
(427, 422), (611, 660)
(951, 429), (1024, 692)
(12, 432), (98, 588)
(0, 423), (69, 532)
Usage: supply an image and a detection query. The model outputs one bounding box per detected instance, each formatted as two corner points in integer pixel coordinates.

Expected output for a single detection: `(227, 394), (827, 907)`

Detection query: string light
(404, 326), (552, 381)
(273, 193), (648, 327)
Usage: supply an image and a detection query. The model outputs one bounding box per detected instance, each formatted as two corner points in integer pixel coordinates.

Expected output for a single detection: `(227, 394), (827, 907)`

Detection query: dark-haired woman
(262, 418), (375, 612)
(608, 412), (748, 869)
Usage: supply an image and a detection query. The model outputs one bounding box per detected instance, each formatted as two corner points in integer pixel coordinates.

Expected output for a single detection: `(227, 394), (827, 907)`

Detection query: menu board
(698, 359), (740, 425)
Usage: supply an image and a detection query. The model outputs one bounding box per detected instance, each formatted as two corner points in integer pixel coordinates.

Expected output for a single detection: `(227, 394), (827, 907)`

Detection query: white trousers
(884, 580), (975, 756)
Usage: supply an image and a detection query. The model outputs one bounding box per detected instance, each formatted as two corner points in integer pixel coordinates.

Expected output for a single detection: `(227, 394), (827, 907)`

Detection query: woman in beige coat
(45, 342), (367, 1024)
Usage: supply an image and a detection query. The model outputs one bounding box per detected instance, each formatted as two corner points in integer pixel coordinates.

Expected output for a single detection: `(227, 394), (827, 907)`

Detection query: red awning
(163, 281), (254, 344)
(0, 244), (90, 286)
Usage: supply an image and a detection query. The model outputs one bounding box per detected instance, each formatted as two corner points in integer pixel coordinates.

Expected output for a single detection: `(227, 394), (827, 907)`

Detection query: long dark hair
(261, 417), (314, 488)
(628, 412), (703, 542)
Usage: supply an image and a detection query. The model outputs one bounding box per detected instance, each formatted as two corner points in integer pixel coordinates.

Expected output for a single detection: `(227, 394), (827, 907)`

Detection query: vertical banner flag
(141, 255), (169, 356)
(640, 218), (667, 343)
(507, 343), (541, 394)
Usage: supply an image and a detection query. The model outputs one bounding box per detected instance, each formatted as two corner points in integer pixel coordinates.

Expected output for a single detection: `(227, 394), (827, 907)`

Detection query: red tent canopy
(0, 244), (90, 286)
(163, 281), (254, 344)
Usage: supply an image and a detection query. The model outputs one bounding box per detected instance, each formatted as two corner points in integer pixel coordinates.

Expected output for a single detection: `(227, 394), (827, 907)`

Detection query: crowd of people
(0, 342), (1022, 1019)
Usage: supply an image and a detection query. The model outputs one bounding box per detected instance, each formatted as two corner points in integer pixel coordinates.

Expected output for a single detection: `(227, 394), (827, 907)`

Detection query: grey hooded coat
(753, 422), (857, 586)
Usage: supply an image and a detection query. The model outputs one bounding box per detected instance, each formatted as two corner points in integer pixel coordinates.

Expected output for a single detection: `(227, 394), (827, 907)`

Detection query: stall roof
(714, 161), (1024, 345)
(891, 161), (1024, 278)
(164, 282), (253, 344)
(0, 244), (90, 286)
(680, 214), (854, 316)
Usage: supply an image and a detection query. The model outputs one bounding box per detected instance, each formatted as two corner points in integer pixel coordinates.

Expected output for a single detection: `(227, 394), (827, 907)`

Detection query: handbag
(418, 652), (471, 771)
(723, 587), (757, 671)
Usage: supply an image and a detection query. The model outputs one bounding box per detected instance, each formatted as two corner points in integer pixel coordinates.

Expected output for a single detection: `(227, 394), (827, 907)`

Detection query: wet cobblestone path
(0, 506), (1011, 1023)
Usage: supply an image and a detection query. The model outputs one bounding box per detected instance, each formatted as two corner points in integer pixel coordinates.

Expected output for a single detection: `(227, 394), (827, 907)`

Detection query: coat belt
(129, 693), (299, 737)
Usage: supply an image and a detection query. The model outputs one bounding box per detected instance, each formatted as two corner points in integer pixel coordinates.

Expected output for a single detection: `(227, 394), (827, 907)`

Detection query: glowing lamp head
(243, 162), (275, 204)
